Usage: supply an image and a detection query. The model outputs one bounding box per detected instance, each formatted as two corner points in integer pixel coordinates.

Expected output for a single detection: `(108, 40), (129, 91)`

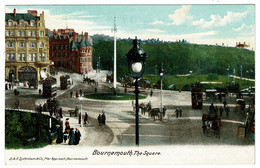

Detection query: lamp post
(227, 64), (230, 86)
(126, 36), (147, 146)
(79, 97), (83, 127)
(159, 63), (164, 121)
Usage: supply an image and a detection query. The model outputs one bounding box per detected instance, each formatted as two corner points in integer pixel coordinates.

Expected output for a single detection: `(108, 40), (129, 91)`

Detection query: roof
(5, 13), (37, 21)
(70, 38), (92, 49)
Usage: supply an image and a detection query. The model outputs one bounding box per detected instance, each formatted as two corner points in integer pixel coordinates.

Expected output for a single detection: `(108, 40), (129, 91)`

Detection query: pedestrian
(9, 83), (12, 90)
(225, 105), (230, 118)
(179, 108), (183, 118)
(102, 111), (106, 125)
(223, 99), (227, 108)
(56, 125), (63, 144)
(202, 121), (206, 134)
(162, 106), (166, 117)
(80, 89), (82, 97)
(209, 103), (214, 113)
(98, 114), (102, 126)
(74, 128), (81, 145)
(70, 91), (73, 98)
(76, 90), (79, 98)
(219, 106), (223, 117)
(78, 112), (81, 124)
(59, 107), (63, 118)
(124, 87), (127, 93)
(39, 89), (42, 95)
(15, 100), (20, 110)
(47, 128), (52, 144)
(150, 89), (153, 97)
(84, 112), (88, 125)
(95, 87), (97, 93)
(75, 106), (79, 117)
(5, 83), (8, 90)
(175, 108), (179, 118)
(38, 104), (43, 114)
(65, 118), (70, 133)
(68, 128), (75, 145)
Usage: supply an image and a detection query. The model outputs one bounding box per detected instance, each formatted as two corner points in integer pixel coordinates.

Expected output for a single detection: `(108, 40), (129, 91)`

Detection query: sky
(4, 4), (255, 49)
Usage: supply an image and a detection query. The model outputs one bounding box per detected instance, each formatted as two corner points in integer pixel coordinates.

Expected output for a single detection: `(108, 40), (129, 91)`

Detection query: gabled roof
(5, 13), (37, 21)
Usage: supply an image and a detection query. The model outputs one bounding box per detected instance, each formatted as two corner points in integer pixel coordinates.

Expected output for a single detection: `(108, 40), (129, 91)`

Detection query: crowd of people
(56, 118), (82, 145)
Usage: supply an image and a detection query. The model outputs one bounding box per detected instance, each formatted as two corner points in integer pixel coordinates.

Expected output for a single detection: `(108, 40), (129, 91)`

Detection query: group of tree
(92, 36), (255, 81)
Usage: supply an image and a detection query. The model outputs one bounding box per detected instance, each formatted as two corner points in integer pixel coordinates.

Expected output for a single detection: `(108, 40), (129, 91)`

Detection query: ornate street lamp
(126, 36), (147, 146)
(159, 63), (164, 121)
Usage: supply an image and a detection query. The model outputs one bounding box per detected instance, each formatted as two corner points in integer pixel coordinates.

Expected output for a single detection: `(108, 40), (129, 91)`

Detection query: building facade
(49, 29), (92, 74)
(5, 9), (50, 82)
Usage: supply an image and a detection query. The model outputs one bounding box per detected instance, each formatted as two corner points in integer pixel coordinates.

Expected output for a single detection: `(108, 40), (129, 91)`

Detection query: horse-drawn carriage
(83, 77), (97, 85)
(202, 113), (221, 138)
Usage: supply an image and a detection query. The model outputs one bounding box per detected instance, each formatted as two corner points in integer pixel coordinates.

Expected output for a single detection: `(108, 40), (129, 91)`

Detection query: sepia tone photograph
(2, 0), (257, 166)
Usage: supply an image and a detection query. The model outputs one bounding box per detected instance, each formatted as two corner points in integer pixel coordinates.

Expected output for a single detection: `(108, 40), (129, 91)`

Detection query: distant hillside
(92, 39), (255, 80)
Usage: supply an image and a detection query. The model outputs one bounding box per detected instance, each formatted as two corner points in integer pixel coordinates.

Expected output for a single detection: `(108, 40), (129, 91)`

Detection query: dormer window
(8, 21), (13, 26)
(20, 21), (24, 26)
(30, 21), (34, 27)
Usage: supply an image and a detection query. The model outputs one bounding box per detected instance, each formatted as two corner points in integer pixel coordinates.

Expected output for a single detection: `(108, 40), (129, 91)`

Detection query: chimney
(27, 10), (38, 17)
(13, 8), (16, 18)
(84, 32), (88, 40)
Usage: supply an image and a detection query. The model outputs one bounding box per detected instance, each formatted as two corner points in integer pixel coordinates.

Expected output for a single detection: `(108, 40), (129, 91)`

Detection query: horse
(150, 108), (160, 121)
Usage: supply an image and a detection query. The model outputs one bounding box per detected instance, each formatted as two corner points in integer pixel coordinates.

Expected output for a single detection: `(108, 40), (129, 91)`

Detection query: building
(236, 42), (250, 49)
(49, 29), (92, 74)
(5, 9), (50, 82)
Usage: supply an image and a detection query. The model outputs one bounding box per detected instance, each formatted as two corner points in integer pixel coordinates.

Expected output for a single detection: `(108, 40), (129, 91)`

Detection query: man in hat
(65, 118), (70, 133)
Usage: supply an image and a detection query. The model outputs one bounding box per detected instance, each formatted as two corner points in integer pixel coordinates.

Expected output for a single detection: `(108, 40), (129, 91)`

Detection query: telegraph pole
(112, 17), (117, 89)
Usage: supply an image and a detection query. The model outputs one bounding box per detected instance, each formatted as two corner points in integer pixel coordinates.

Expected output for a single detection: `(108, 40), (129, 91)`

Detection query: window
(57, 45), (60, 50)
(28, 31), (32, 36)
(57, 53), (60, 57)
(11, 53), (15, 61)
(39, 22), (44, 27)
(32, 30), (36, 36)
(29, 53), (37, 61)
(40, 53), (45, 62)
(22, 31), (26, 36)
(20, 22), (24, 26)
(8, 21), (13, 26)
(11, 31), (15, 36)
(22, 54), (26, 61)
(6, 31), (10, 36)
(80, 57), (86, 63)
(7, 54), (11, 61)
(61, 53), (64, 57)
(18, 54), (22, 61)
(52, 53), (56, 57)
(29, 42), (36, 48)
(7, 42), (15, 48)
(65, 53), (68, 57)
(40, 42), (44, 48)
(52, 45), (56, 50)
(17, 31), (21, 36)
(61, 45), (64, 50)
(30, 21), (34, 27)
(40, 31), (44, 37)
(66, 45), (69, 50)
(19, 42), (26, 48)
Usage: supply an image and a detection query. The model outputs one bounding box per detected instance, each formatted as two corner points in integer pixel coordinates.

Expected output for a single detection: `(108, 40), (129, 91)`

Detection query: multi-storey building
(5, 9), (50, 82)
(49, 29), (92, 74)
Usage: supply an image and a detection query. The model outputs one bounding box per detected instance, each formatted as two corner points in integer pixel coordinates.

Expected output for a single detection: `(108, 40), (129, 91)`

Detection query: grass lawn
(84, 93), (147, 100)
(144, 74), (255, 91)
